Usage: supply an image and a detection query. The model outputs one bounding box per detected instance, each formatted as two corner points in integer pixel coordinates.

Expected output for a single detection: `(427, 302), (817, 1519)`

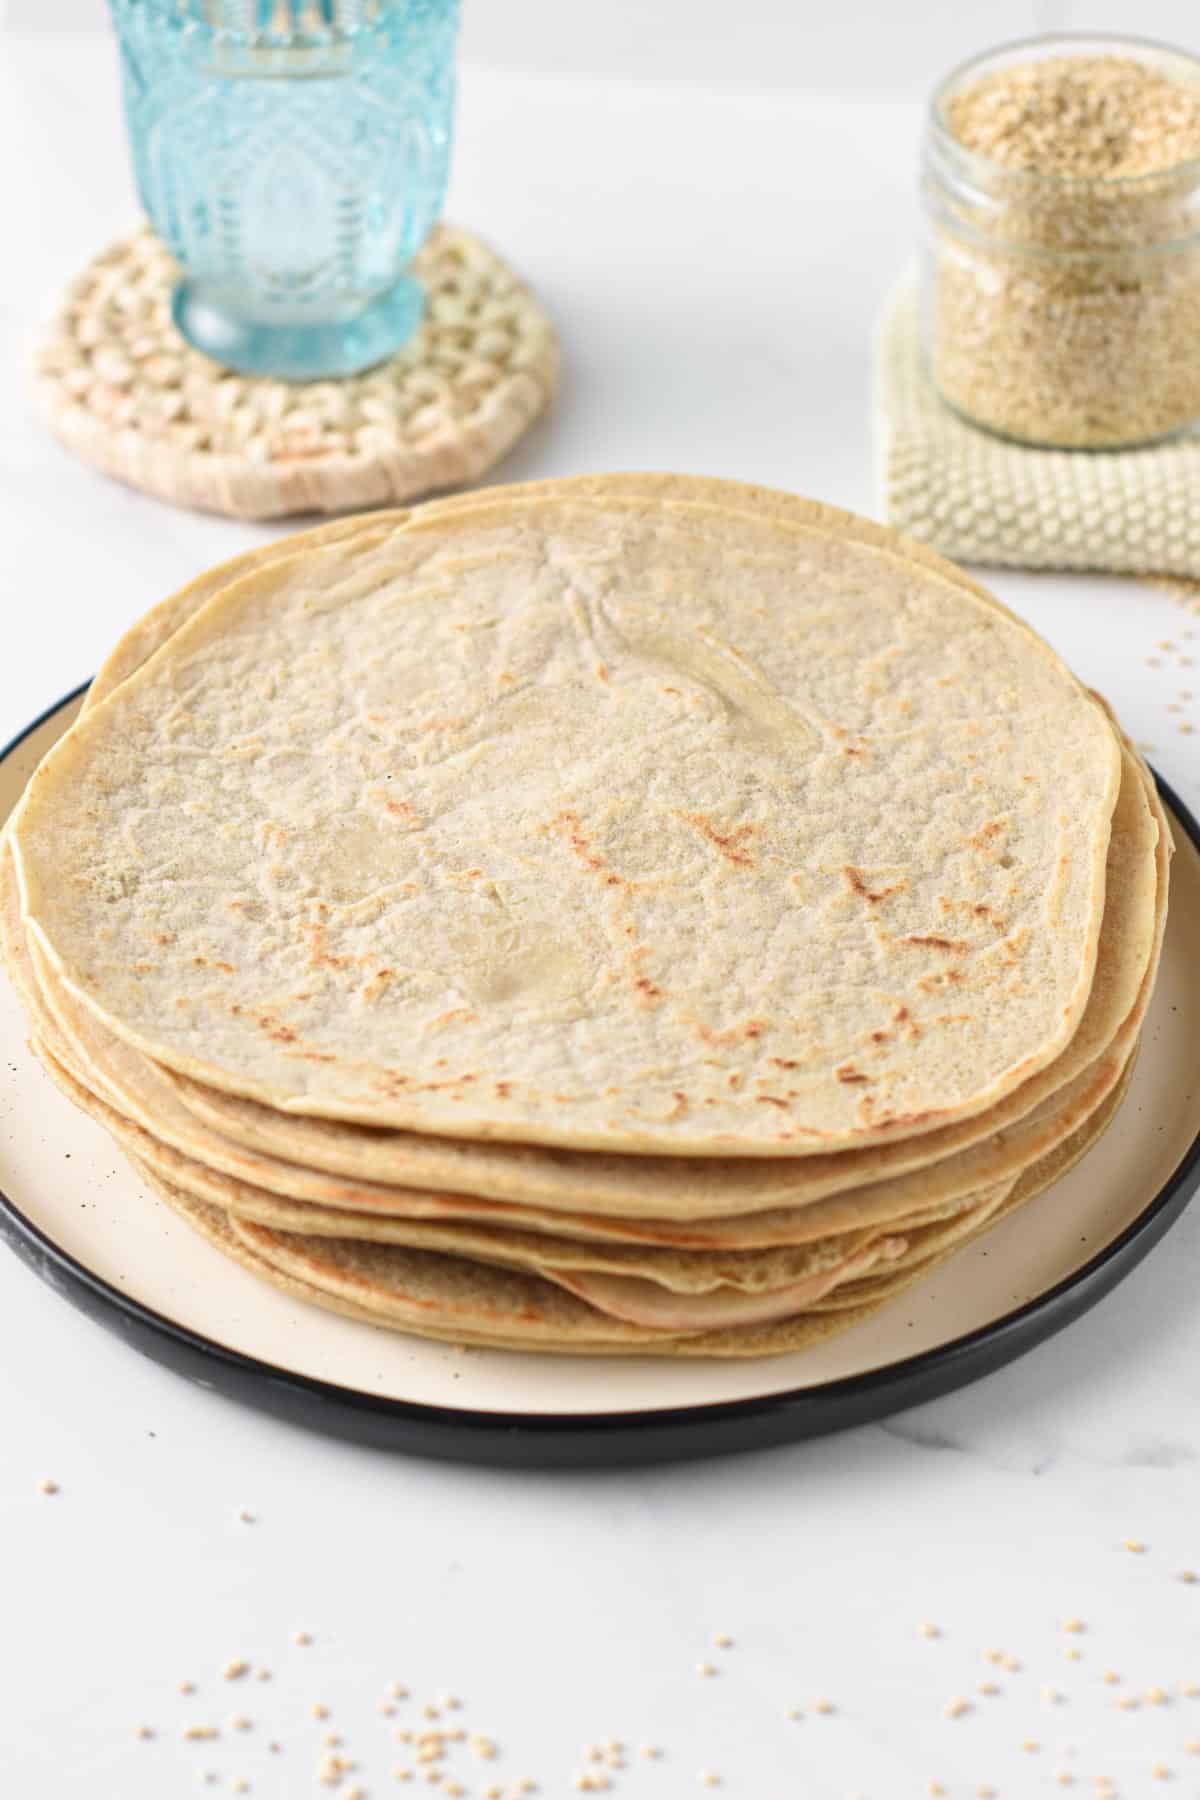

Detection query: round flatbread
(12, 490), (1120, 1153)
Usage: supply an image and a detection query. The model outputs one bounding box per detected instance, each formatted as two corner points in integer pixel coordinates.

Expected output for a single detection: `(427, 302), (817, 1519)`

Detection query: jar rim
(928, 31), (1200, 192)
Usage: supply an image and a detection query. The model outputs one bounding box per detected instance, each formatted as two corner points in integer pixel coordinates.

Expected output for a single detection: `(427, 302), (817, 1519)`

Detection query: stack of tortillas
(0, 476), (1170, 1357)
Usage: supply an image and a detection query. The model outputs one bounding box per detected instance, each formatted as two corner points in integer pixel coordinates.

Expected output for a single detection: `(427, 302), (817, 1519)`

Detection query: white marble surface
(2, 29), (1200, 1800)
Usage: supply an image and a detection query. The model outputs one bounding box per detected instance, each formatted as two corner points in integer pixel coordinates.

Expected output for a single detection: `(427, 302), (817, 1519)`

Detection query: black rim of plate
(2, 683), (1199, 1468)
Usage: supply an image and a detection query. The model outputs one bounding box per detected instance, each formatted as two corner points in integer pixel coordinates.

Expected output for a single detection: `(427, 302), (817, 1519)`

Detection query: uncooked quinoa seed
(927, 47), (1200, 447)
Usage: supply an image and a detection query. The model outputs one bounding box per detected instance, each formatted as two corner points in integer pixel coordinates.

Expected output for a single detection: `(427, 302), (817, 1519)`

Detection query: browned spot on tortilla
(870, 1029), (890, 1044)
(727, 1073), (742, 1090)
(548, 809), (636, 891)
(967, 819), (1007, 850)
(770, 1057), (801, 1069)
(257, 1014), (297, 1044)
(494, 1081), (512, 1098)
(371, 1072), (411, 1095)
(215, 961), (235, 975)
(904, 934), (968, 953)
(843, 866), (906, 904)
(836, 1064), (870, 1085)
(697, 1017), (766, 1048)
(360, 969), (393, 1003)
(633, 975), (664, 1006)
(892, 1004), (921, 1041)
(595, 664), (610, 683)
(427, 1007), (478, 1030)
(421, 715), (467, 733)
(304, 925), (352, 971)
(678, 812), (759, 869)
(155, 930), (175, 944)
(668, 1091), (689, 1119)
(843, 746), (863, 758)
(879, 1107), (939, 1131)
(757, 1095), (789, 1109)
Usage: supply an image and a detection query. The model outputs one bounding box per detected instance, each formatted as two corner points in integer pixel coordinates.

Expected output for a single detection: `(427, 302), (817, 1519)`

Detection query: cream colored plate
(2, 692), (1198, 1447)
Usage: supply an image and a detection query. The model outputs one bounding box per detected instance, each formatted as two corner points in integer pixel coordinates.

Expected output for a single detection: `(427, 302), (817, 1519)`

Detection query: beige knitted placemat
(34, 225), (559, 521)
(876, 275), (1200, 578)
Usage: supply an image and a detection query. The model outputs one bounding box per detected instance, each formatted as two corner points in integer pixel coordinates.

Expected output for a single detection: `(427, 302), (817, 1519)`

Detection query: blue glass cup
(107, 1), (460, 380)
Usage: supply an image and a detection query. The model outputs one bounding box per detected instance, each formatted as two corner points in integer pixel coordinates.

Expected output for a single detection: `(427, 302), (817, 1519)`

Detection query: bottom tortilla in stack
(0, 476), (1169, 1356)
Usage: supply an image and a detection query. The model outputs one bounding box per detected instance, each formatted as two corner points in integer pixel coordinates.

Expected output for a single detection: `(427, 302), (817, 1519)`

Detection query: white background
(3, 8), (1200, 1798)
(4, 0), (1200, 88)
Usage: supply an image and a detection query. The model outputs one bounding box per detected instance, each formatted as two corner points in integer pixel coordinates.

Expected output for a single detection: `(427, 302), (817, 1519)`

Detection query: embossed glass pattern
(108, 0), (460, 378)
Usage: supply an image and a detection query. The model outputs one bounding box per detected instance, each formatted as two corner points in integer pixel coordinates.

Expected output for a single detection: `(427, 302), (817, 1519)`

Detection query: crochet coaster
(875, 275), (1200, 578)
(34, 225), (559, 521)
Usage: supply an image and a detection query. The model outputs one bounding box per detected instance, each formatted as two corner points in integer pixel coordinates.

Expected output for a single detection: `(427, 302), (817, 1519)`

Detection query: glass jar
(921, 34), (1200, 449)
(108, 0), (460, 380)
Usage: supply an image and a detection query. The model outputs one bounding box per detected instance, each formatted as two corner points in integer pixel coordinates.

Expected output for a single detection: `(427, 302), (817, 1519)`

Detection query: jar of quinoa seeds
(921, 35), (1200, 448)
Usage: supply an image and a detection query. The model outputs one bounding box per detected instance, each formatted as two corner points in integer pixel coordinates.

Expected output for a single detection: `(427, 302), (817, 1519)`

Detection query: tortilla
(12, 490), (1120, 1153)
(163, 742), (1159, 1214)
(77, 474), (1023, 719)
(55, 478), (1155, 1222)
